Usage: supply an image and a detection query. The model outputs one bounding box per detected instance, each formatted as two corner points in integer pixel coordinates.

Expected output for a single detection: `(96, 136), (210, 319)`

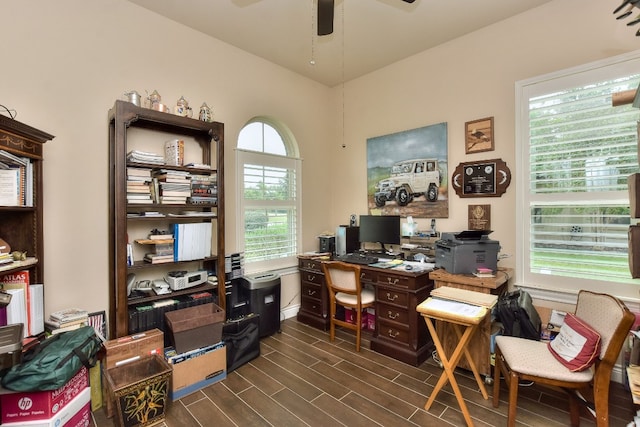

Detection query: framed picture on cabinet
(465, 117), (494, 154)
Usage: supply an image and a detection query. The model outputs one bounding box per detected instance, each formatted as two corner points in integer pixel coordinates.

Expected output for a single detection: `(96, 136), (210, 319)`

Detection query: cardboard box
(166, 342), (226, 400)
(103, 328), (164, 369)
(366, 307), (376, 331)
(0, 365), (88, 424)
(165, 303), (224, 354)
(105, 354), (171, 427)
(2, 387), (91, 427)
(344, 308), (368, 329)
(102, 328), (164, 418)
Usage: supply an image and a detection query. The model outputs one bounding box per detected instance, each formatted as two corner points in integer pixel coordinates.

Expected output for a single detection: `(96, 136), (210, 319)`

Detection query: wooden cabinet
(0, 114), (54, 290)
(108, 100), (225, 338)
(368, 268), (433, 366)
(297, 257), (330, 330)
(429, 268), (512, 378)
(296, 256), (434, 366)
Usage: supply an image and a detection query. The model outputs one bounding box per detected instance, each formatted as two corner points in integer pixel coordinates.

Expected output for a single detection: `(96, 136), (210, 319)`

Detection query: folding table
(417, 293), (491, 427)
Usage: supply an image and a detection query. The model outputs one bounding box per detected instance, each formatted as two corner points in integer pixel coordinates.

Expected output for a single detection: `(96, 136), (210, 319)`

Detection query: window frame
(515, 49), (640, 301)
(236, 118), (302, 274)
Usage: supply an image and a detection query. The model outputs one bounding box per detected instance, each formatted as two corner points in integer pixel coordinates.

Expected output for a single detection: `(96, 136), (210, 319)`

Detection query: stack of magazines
(126, 150), (164, 165)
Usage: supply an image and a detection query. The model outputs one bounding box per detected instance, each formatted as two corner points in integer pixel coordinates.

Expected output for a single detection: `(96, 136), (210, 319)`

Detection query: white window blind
(237, 149), (301, 271)
(517, 51), (640, 296)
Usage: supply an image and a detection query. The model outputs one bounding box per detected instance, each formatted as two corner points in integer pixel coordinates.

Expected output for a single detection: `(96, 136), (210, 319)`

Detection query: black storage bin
(222, 313), (260, 373)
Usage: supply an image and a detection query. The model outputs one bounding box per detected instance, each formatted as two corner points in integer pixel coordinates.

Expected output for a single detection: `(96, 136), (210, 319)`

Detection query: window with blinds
(518, 53), (640, 291)
(237, 120), (301, 271)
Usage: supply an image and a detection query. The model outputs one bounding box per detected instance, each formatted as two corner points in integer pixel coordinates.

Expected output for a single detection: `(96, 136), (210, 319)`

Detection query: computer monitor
(358, 215), (401, 253)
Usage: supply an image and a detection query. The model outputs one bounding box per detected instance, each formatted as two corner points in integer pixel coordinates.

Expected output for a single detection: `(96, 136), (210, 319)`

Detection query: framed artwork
(468, 204), (491, 230)
(366, 122), (448, 218)
(465, 117), (494, 154)
(451, 158), (511, 198)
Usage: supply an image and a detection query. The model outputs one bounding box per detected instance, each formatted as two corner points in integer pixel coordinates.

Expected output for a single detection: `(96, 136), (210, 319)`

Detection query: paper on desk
(423, 297), (485, 318)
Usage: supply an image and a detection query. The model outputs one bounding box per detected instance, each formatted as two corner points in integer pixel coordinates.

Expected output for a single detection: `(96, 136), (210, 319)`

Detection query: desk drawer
(377, 272), (411, 289)
(300, 270), (324, 285)
(376, 302), (409, 325)
(360, 269), (377, 283)
(300, 297), (326, 317)
(377, 320), (410, 345)
(301, 281), (323, 301)
(376, 287), (409, 308)
(299, 259), (323, 272)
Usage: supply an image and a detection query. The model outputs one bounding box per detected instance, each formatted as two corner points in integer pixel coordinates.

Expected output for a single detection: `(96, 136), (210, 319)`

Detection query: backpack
(1, 325), (102, 391)
(495, 289), (542, 340)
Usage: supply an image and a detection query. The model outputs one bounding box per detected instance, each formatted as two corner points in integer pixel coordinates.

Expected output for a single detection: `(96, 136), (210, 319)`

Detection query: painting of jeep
(374, 159), (442, 207)
(366, 122), (448, 218)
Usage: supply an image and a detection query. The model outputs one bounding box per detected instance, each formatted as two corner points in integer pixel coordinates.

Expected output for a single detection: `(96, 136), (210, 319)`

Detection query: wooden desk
(417, 297), (490, 427)
(297, 256), (434, 366)
(429, 268), (512, 379)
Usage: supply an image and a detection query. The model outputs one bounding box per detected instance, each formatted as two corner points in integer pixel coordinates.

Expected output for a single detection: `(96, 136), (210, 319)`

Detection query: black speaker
(319, 236), (335, 253)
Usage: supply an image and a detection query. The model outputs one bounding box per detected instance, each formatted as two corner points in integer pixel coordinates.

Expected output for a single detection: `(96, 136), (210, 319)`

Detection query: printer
(435, 230), (500, 274)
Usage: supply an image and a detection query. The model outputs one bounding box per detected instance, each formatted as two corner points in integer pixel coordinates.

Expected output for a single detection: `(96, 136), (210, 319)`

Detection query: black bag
(495, 289), (541, 340)
(1, 326), (102, 391)
(223, 314), (260, 373)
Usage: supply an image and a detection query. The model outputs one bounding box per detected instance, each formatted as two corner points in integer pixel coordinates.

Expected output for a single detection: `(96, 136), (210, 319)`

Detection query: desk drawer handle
(387, 329), (399, 338)
(386, 278), (399, 285)
(307, 274), (316, 281)
(386, 292), (398, 302)
(387, 311), (399, 320)
(307, 289), (316, 296)
(305, 262), (313, 269)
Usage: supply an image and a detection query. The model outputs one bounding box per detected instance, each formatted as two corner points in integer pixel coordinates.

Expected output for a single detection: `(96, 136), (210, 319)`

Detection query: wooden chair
(321, 261), (375, 351)
(493, 290), (634, 426)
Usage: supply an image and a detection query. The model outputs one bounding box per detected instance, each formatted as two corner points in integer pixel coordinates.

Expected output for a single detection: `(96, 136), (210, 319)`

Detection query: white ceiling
(128, 0), (553, 87)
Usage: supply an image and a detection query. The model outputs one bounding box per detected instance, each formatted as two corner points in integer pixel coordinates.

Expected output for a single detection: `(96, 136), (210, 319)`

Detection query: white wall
(2, 0), (639, 320)
(329, 0), (638, 295)
(1, 0), (334, 316)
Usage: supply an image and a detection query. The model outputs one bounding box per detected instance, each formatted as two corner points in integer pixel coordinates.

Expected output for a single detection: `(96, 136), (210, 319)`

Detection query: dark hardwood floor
(93, 317), (635, 426)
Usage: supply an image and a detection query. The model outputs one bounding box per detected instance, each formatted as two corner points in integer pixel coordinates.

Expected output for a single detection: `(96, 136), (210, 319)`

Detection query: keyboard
(334, 253), (379, 265)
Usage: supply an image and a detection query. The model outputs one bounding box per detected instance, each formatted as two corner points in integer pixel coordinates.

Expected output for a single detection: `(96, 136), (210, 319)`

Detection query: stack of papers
(421, 298), (485, 318)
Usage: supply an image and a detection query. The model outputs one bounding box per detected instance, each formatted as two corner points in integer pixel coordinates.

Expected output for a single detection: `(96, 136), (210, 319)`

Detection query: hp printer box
(435, 231), (500, 274)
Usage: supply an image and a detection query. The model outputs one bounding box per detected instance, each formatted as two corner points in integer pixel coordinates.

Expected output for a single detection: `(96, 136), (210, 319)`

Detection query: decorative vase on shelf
(198, 102), (213, 122)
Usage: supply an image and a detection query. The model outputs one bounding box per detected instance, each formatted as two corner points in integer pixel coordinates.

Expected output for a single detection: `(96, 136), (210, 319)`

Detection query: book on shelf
(29, 284), (44, 336)
(0, 167), (21, 206)
(164, 139), (184, 166)
(144, 254), (175, 264)
(127, 166), (153, 177)
(188, 196), (217, 205)
(149, 232), (173, 240)
(172, 222), (212, 262)
(5, 288), (27, 337)
(49, 307), (89, 323)
(126, 150), (164, 164)
(0, 269), (31, 335)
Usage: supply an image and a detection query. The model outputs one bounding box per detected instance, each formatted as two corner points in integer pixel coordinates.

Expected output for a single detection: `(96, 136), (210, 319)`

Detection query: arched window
(236, 117), (301, 272)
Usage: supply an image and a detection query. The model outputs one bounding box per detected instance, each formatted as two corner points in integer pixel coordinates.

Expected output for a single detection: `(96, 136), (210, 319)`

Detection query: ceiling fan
(317, 0), (416, 36)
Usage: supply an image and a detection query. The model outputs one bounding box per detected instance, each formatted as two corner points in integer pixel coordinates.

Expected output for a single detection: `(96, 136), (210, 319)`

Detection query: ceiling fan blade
(402, 0), (416, 3)
(318, 0), (334, 36)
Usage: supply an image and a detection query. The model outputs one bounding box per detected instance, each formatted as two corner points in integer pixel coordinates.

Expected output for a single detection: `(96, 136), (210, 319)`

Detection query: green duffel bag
(1, 325), (102, 391)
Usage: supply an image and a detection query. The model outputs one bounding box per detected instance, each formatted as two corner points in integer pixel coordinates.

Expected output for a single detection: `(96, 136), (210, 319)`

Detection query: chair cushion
(496, 335), (594, 383)
(547, 313), (601, 372)
(336, 288), (375, 306)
